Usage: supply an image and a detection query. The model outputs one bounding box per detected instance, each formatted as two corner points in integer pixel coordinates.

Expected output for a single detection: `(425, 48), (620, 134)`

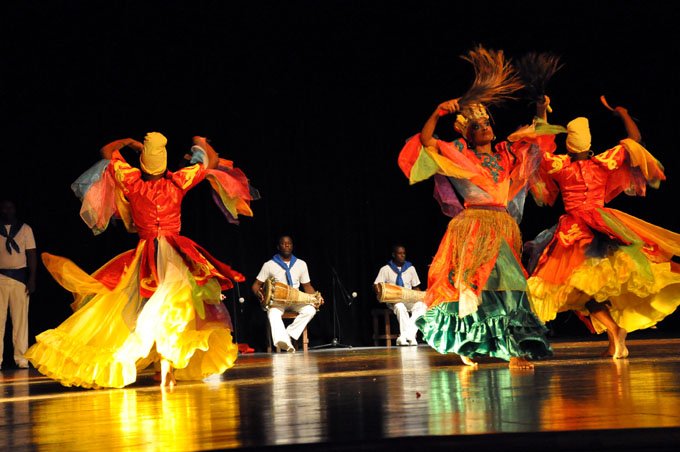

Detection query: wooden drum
(261, 277), (322, 310)
(376, 282), (426, 304)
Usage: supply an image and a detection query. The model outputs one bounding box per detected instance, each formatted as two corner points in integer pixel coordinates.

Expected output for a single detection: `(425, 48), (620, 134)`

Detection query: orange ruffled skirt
(527, 208), (680, 333)
(25, 236), (239, 388)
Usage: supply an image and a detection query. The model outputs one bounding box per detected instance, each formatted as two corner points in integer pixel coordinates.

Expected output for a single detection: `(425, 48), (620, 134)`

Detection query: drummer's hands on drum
(251, 279), (266, 303)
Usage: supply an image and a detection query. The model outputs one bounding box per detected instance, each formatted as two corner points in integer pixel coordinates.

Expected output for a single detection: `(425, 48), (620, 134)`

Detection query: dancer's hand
(192, 136), (209, 147)
(26, 279), (36, 295)
(437, 98), (461, 116)
(613, 106), (629, 117)
(536, 95), (550, 119)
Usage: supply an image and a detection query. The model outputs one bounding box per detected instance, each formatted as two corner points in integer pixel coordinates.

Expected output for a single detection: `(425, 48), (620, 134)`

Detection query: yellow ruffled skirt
(25, 237), (238, 388)
(528, 247), (680, 334)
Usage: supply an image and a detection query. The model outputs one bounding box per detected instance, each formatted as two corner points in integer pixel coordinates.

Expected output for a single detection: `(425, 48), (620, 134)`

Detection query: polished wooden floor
(2, 339), (680, 451)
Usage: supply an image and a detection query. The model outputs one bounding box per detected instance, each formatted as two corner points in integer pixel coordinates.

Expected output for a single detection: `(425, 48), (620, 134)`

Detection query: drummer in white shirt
(373, 245), (424, 346)
(252, 235), (323, 352)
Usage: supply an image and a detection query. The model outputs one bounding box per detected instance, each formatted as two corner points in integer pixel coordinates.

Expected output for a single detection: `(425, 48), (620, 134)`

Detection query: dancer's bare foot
(613, 327), (628, 359)
(600, 331), (615, 357)
(160, 359), (176, 387)
(509, 357), (534, 370)
(460, 356), (478, 367)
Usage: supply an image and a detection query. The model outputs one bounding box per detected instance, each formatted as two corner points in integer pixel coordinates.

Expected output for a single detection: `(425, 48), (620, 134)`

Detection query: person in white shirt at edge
(252, 235), (324, 353)
(373, 245), (424, 346)
(0, 200), (37, 369)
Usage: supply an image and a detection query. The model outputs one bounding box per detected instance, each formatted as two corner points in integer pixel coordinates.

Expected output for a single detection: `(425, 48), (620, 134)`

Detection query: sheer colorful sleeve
(530, 152), (568, 207)
(70, 151), (137, 235)
(188, 145), (260, 224)
(398, 134), (482, 184)
(507, 118), (566, 207)
(506, 118), (564, 216)
(398, 134), (487, 218)
(597, 139), (666, 202)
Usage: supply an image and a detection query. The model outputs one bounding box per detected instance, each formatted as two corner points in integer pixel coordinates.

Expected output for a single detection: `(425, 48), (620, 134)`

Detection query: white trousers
(389, 301), (427, 341)
(0, 277), (30, 366)
(268, 304), (316, 347)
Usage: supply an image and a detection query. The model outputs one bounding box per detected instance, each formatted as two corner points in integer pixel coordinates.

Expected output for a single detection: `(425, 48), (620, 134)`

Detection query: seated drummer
(252, 235), (323, 353)
(373, 244), (424, 346)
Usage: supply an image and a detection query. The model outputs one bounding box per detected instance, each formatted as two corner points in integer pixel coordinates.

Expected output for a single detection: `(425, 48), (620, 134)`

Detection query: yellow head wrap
(140, 132), (168, 175)
(454, 104), (489, 138)
(566, 117), (591, 154)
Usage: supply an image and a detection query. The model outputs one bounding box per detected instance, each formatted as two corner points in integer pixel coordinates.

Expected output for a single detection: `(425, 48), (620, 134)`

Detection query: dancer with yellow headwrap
(525, 99), (680, 359)
(398, 46), (561, 369)
(25, 133), (259, 388)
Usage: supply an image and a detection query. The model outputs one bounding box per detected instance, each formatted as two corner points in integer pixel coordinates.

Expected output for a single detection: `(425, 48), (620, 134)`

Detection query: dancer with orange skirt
(526, 99), (680, 359)
(399, 47), (558, 369)
(25, 133), (258, 388)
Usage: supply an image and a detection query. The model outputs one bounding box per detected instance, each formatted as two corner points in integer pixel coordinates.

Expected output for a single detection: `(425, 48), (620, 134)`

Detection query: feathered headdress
(516, 52), (563, 109)
(454, 45), (523, 136)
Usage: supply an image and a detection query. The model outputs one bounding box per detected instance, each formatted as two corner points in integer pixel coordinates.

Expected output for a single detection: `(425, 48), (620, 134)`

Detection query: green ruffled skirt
(415, 290), (553, 361)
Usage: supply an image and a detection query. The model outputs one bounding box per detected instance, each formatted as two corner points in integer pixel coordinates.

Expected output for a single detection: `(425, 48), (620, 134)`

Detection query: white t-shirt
(374, 264), (421, 290)
(256, 258), (311, 289)
(0, 224), (36, 269)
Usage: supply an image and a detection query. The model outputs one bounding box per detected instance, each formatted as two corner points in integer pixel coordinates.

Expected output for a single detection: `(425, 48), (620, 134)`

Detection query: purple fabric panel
(433, 174), (463, 218)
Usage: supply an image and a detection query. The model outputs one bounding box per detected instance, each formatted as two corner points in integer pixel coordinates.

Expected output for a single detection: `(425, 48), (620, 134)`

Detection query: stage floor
(2, 339), (680, 451)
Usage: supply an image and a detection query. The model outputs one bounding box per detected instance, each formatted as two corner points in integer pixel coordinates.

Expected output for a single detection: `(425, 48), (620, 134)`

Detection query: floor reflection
(1, 340), (680, 451)
(26, 378), (241, 451)
(266, 353), (325, 445)
(539, 359), (680, 430)
(427, 366), (543, 435)
(0, 370), (31, 451)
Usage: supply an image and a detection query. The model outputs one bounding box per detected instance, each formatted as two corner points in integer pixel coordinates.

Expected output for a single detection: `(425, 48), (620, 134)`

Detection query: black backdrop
(2, 1), (679, 352)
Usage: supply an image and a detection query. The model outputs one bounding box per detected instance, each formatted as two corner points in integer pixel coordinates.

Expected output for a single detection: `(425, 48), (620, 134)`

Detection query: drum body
(262, 277), (322, 310)
(376, 282), (426, 304)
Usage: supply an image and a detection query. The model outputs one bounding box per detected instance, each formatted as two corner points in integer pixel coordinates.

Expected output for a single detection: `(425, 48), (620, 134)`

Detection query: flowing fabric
(400, 121), (557, 361)
(526, 140), (680, 333)
(25, 150), (255, 388)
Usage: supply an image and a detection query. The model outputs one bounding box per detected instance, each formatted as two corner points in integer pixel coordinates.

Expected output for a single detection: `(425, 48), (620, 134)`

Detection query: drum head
(262, 277), (275, 307)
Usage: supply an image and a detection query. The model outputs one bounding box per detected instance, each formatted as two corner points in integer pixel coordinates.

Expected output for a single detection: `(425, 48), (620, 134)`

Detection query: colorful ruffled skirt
(25, 235), (240, 388)
(416, 207), (553, 361)
(526, 207), (680, 334)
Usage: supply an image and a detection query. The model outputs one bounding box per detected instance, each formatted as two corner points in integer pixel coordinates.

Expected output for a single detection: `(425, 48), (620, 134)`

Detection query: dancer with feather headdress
(398, 46), (560, 368)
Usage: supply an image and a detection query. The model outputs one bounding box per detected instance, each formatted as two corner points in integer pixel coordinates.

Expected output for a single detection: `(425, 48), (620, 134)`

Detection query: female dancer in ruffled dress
(399, 47), (558, 369)
(526, 99), (680, 358)
(25, 133), (258, 387)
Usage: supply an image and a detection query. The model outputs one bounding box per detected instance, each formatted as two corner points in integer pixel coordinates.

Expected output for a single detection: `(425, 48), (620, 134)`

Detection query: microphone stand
(311, 265), (353, 349)
(230, 280), (241, 343)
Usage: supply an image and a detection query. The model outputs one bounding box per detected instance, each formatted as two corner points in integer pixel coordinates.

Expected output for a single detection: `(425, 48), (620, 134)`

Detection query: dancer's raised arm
(536, 95), (550, 121)
(192, 136), (220, 170)
(100, 138), (143, 159)
(420, 98), (460, 148)
(613, 106), (642, 143)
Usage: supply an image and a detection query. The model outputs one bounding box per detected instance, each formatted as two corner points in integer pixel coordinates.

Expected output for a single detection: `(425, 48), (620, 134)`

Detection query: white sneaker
(407, 338), (418, 346)
(396, 337), (409, 346)
(16, 361), (29, 369)
(276, 340), (295, 353)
